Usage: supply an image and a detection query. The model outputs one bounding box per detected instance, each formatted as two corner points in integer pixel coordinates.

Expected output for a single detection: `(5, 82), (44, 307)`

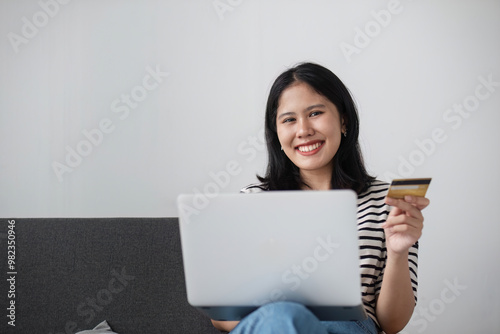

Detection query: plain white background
(1, 0), (499, 332)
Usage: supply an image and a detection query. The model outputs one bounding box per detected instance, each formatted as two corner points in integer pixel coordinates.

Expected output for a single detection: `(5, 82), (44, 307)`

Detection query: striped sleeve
(357, 180), (419, 327)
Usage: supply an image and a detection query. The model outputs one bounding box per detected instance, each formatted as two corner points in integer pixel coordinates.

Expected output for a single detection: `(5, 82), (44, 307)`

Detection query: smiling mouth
(296, 141), (324, 153)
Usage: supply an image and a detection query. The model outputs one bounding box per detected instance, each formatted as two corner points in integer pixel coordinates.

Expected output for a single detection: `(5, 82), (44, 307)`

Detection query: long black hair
(257, 62), (374, 194)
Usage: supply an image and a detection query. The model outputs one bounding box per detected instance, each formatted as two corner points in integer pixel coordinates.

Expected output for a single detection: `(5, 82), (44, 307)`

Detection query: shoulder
(357, 180), (389, 201)
(357, 180), (390, 219)
(240, 183), (268, 193)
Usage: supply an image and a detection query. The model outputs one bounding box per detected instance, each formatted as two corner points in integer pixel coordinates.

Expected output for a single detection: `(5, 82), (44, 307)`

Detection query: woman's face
(276, 82), (345, 177)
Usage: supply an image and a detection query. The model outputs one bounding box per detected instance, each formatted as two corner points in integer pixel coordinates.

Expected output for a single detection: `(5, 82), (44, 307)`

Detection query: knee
(258, 301), (313, 319)
(233, 302), (325, 334)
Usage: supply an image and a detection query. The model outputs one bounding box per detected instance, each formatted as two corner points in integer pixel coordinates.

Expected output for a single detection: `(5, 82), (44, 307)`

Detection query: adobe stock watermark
(48, 267), (135, 334)
(404, 277), (467, 333)
(177, 127), (266, 221)
(253, 235), (340, 307)
(383, 73), (498, 180)
(339, 0), (405, 63)
(7, 0), (72, 54)
(51, 64), (169, 182)
(212, 0), (244, 21)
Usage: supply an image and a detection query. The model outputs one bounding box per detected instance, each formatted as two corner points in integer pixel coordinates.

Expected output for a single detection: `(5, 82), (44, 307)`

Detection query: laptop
(176, 190), (367, 321)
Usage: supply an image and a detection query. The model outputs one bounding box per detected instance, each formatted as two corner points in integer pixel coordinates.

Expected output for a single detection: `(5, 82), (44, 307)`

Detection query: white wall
(1, 0), (499, 332)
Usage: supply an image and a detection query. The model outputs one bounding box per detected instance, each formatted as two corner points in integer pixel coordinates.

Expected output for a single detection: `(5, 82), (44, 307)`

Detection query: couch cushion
(1, 218), (221, 334)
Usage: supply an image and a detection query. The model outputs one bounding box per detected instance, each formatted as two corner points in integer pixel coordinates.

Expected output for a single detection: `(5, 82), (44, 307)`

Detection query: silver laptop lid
(177, 190), (361, 309)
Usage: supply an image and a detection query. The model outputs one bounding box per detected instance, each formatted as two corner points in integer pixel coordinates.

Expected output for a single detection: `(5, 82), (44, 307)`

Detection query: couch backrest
(1, 218), (221, 334)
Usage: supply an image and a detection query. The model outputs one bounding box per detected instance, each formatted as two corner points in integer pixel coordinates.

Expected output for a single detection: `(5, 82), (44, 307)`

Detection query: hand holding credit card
(387, 178), (432, 199)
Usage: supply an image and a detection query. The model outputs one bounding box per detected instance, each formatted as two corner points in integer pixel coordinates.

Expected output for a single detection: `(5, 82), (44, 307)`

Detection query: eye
(282, 117), (296, 124)
(310, 111), (323, 117)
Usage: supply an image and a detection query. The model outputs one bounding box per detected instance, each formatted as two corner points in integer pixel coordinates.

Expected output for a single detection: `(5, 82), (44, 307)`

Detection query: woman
(212, 62), (429, 334)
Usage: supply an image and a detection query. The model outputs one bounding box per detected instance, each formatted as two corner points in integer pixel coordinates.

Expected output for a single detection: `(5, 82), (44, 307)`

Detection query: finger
(385, 223), (423, 240)
(386, 197), (423, 220)
(385, 200), (403, 217)
(404, 196), (430, 210)
(383, 214), (422, 230)
(383, 220), (423, 243)
(385, 222), (420, 234)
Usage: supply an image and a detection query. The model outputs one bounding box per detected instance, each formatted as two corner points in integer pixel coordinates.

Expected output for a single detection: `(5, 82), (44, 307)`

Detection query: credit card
(387, 178), (432, 199)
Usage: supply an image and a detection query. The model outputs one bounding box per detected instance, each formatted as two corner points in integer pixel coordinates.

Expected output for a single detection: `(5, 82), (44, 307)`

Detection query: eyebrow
(277, 104), (327, 120)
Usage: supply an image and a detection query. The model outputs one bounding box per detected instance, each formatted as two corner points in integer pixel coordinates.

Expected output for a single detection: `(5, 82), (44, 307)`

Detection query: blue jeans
(230, 301), (378, 334)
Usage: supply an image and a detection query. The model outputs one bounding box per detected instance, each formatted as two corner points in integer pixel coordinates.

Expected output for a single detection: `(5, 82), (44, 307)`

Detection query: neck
(300, 168), (332, 191)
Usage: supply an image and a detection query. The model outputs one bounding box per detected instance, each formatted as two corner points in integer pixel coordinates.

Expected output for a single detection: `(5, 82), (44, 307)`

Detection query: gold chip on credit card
(387, 178), (432, 199)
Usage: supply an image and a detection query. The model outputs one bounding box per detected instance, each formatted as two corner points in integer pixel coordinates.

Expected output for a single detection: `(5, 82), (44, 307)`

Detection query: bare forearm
(376, 251), (415, 334)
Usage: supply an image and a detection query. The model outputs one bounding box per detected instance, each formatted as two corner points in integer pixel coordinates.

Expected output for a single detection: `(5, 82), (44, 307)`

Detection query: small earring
(281, 147), (283, 151)
(343, 129), (347, 137)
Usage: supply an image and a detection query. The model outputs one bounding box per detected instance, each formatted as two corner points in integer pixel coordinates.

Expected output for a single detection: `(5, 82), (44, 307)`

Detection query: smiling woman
(258, 62), (374, 193)
(211, 62), (430, 334)
(276, 83), (345, 190)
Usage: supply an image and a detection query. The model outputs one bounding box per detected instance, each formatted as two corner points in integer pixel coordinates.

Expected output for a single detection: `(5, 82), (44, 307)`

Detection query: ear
(341, 117), (347, 133)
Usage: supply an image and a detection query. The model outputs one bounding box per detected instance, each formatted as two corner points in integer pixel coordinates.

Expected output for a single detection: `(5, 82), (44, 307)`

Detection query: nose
(296, 118), (314, 138)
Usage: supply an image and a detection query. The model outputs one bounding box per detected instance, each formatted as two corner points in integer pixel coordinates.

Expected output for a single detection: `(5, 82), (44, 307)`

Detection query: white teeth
(298, 142), (322, 152)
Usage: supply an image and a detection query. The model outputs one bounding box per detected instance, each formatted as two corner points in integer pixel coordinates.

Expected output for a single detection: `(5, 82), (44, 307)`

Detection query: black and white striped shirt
(241, 180), (419, 328)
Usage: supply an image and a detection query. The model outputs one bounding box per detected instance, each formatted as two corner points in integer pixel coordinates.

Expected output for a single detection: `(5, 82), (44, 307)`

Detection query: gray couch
(1, 218), (222, 334)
